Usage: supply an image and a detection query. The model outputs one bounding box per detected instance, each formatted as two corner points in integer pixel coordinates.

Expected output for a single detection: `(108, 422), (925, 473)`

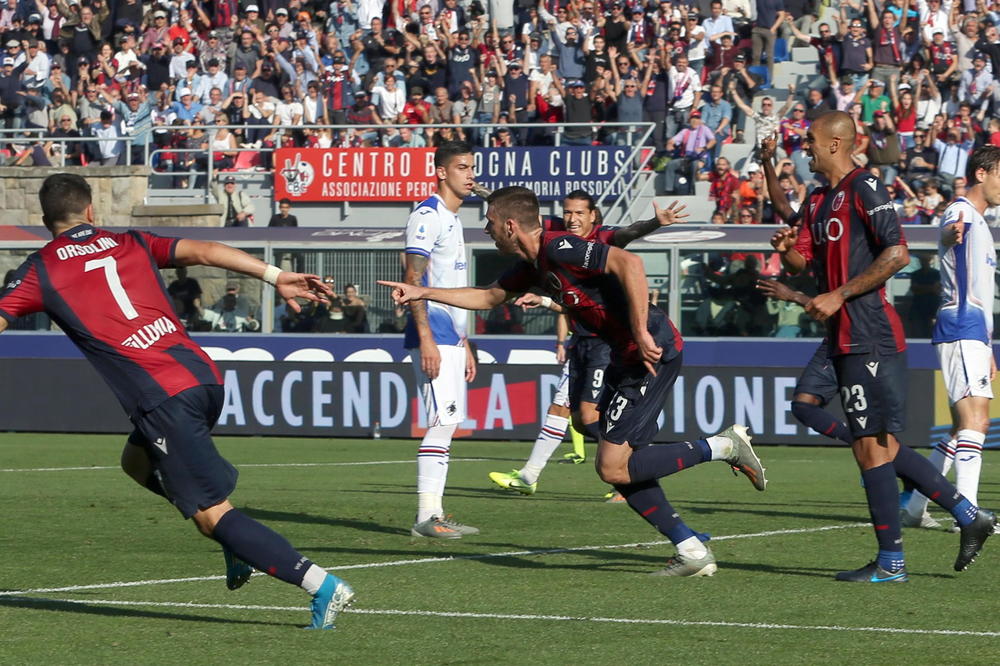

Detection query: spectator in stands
(666, 53), (699, 140)
(167, 267), (203, 325)
(698, 83), (732, 164)
(906, 254), (941, 338)
(717, 53), (761, 142)
(171, 88), (204, 123)
(958, 51), (997, 116)
(752, 0), (785, 79)
(730, 85), (795, 146)
(214, 175), (255, 226)
(933, 125), (974, 191)
(50, 111), (83, 165)
(90, 109), (123, 165)
(664, 110), (715, 194)
(868, 2), (906, 86)
(837, 16), (873, 88)
(704, 156), (741, 220)
(340, 284), (369, 334)
(268, 198), (298, 227)
(864, 110), (900, 184)
(116, 91), (154, 165)
(561, 79), (594, 146)
(902, 126), (937, 187)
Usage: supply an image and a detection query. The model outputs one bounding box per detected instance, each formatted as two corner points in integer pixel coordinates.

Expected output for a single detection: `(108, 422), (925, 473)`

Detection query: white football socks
(954, 429), (985, 505)
(520, 413), (570, 485)
(416, 424), (457, 523)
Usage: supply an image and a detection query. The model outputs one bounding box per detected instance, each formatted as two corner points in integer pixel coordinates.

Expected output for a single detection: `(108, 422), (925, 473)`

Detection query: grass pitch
(1, 434), (997, 665)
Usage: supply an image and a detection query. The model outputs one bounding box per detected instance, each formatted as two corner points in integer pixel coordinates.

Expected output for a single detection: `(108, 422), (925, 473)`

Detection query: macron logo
(856, 416), (868, 429)
(557, 239), (573, 250)
(865, 178), (878, 191)
(865, 361), (879, 377)
(153, 437), (168, 455)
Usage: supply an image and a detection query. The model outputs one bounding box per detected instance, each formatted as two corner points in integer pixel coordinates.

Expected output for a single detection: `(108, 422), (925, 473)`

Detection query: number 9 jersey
(0, 224), (221, 418)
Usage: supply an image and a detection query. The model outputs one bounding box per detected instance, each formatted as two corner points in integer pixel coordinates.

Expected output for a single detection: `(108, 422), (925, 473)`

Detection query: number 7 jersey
(0, 224), (221, 418)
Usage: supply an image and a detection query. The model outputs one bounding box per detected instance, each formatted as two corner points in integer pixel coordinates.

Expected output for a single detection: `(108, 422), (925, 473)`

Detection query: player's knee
(790, 400), (814, 422)
(596, 460), (629, 485)
(193, 501), (234, 538)
(120, 443), (148, 485)
(792, 393), (822, 406)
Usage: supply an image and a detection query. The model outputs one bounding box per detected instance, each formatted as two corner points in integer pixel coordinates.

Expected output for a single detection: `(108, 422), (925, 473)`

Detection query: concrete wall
(0, 167), (221, 227)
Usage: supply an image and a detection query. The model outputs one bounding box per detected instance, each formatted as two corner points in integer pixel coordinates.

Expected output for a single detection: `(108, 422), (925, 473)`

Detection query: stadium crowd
(0, 0), (999, 225)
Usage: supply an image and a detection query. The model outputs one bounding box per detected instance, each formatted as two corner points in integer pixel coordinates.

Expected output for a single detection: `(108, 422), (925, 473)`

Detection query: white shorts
(937, 339), (995, 405)
(552, 361), (570, 408)
(411, 344), (467, 426)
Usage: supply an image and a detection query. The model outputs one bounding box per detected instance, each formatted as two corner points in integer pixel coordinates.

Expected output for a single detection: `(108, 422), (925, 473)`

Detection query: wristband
(540, 296), (553, 309)
(262, 264), (282, 286)
(555, 340), (565, 346)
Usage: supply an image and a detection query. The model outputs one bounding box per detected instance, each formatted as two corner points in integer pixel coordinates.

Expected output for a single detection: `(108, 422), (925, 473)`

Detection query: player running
(772, 111), (996, 582)
(382, 186), (768, 577)
(902, 145), (1000, 532)
(488, 190), (690, 497)
(403, 140), (480, 539)
(0, 174), (353, 629)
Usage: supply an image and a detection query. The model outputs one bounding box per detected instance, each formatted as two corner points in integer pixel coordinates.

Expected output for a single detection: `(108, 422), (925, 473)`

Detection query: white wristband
(262, 264), (282, 286)
(540, 296), (553, 309)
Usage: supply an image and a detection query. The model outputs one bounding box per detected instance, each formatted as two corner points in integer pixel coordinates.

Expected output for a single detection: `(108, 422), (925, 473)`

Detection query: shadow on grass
(0, 596), (291, 627)
(720, 561), (955, 580)
(242, 507), (411, 537)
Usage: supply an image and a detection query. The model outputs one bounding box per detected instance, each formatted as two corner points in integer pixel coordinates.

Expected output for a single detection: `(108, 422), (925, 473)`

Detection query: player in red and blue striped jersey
(382, 186), (769, 577)
(772, 111), (996, 581)
(0, 173), (354, 629)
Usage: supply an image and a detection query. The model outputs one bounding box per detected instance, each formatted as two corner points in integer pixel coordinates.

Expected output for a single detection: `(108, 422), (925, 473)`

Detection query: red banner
(273, 147), (438, 202)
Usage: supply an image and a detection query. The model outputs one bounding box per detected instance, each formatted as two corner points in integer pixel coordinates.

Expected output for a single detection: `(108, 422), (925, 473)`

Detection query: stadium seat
(229, 347), (275, 361)
(506, 349), (559, 365)
(233, 151), (260, 170)
(342, 349), (394, 363)
(748, 65), (771, 90)
(283, 348), (335, 362)
(773, 38), (789, 63)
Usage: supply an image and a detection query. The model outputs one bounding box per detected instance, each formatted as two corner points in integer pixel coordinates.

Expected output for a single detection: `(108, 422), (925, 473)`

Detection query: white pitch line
(6, 597), (999, 638)
(0, 523), (865, 597)
(0, 458), (490, 473)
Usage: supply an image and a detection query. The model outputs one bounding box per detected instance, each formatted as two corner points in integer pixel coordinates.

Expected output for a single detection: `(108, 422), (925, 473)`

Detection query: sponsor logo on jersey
(866, 202), (894, 216)
(70, 228), (94, 239)
(445, 401), (457, 416)
(55, 236), (118, 260)
(582, 242), (594, 268)
(454, 261), (467, 270)
(121, 316), (179, 349)
(865, 178), (878, 191)
(831, 191), (845, 211)
(557, 238), (573, 250)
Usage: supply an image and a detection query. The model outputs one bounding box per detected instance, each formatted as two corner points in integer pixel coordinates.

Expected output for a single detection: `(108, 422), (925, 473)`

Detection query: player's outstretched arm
(378, 280), (510, 311)
(173, 239), (331, 312)
(604, 246), (662, 374)
(611, 200), (689, 247)
(514, 292), (565, 313)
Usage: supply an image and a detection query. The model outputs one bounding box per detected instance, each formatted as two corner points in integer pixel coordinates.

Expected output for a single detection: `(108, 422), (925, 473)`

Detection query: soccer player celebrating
(0, 174), (354, 628)
(771, 111), (996, 581)
(382, 186), (768, 577)
(488, 190), (691, 498)
(403, 140), (480, 539)
(902, 145), (1000, 531)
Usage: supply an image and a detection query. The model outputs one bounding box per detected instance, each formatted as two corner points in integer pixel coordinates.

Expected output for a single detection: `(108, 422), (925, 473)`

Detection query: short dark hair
(486, 186), (540, 229)
(279, 197), (291, 206)
(966, 145), (1000, 184)
(433, 139), (474, 169)
(564, 189), (597, 211)
(39, 173), (92, 230)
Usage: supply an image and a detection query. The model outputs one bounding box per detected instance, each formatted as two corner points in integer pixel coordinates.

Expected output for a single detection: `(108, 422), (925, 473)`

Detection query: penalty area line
(4, 597), (999, 638)
(0, 523), (866, 597)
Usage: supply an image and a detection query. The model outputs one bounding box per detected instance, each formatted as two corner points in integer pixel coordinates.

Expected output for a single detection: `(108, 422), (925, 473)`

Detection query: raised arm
(610, 200), (689, 246)
(729, 82), (753, 116)
(760, 134), (796, 223)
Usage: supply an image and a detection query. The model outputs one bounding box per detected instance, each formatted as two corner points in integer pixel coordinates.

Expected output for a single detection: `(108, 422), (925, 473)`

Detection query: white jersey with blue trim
(932, 198), (997, 345)
(403, 194), (468, 348)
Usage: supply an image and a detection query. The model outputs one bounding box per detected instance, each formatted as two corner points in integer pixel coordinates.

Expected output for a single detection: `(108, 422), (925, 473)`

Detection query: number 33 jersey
(793, 168), (907, 357)
(0, 224), (220, 417)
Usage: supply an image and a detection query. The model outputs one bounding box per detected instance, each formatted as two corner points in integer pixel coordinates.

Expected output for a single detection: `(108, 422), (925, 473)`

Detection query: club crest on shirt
(831, 191), (845, 211)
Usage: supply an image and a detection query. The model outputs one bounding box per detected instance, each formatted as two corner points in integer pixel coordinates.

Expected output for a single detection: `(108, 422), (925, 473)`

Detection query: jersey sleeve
(0, 255), (45, 322)
(132, 230), (179, 268)
(593, 227), (618, 245)
(404, 204), (441, 258)
(853, 174), (905, 249)
(545, 233), (610, 274)
(792, 202), (813, 262)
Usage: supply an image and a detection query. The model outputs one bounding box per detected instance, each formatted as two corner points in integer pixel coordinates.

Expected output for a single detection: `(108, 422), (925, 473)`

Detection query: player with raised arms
(403, 140), (480, 539)
(771, 111), (996, 581)
(0, 174), (354, 629)
(902, 145), (1000, 531)
(382, 186), (768, 577)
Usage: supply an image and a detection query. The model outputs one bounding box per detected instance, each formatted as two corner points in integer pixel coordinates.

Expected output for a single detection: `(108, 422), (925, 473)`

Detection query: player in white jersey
(904, 145), (1000, 530)
(403, 140), (479, 539)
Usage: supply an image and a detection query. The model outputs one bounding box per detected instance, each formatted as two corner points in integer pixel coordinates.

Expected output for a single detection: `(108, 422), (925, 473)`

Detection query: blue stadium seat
(748, 65), (771, 90)
(773, 38), (789, 63)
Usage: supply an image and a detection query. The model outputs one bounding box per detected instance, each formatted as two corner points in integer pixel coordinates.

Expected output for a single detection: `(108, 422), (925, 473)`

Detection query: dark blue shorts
(832, 350), (907, 439)
(568, 335), (612, 408)
(794, 340), (839, 405)
(129, 384), (238, 519)
(599, 351), (683, 447)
